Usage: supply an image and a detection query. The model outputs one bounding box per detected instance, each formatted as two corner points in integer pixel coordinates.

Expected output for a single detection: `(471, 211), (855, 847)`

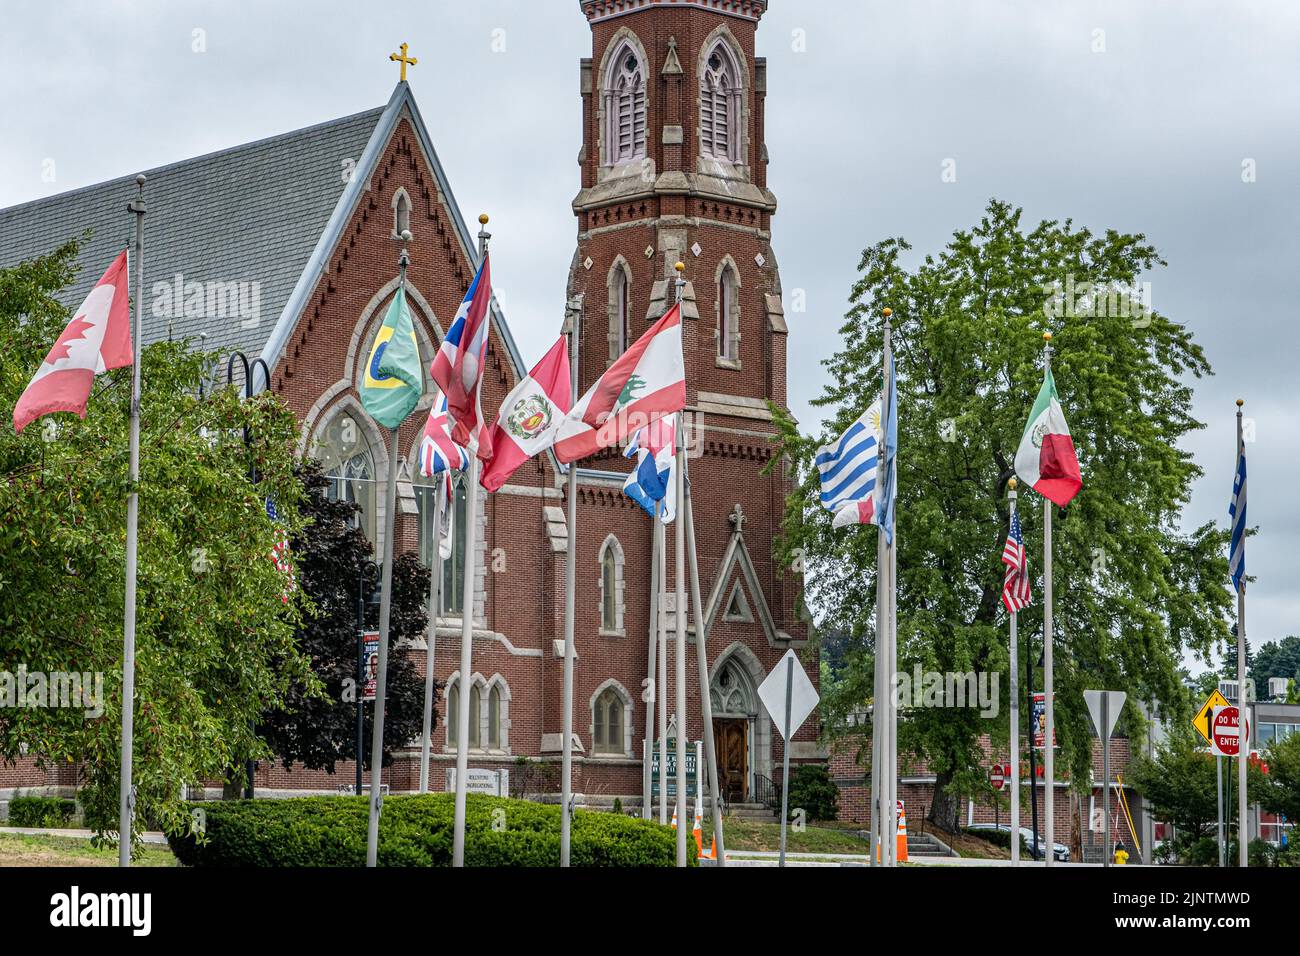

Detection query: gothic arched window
(593, 685), (628, 755)
(317, 412), (378, 548)
(605, 42), (646, 166)
(598, 535), (625, 635)
(700, 42), (742, 163)
(608, 261), (632, 360)
(717, 261), (740, 363)
(392, 189), (411, 238)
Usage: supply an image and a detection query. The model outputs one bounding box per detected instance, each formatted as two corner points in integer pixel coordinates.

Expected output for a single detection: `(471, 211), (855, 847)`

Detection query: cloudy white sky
(2, 1), (1296, 673)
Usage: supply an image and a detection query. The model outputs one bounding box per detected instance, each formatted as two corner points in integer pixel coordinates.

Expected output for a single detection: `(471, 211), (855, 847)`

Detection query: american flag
(266, 498), (296, 605)
(1001, 507), (1032, 614)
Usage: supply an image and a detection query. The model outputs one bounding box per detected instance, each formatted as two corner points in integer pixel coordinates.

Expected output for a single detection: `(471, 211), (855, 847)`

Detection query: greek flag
(816, 399), (882, 519)
(1228, 429), (1247, 592)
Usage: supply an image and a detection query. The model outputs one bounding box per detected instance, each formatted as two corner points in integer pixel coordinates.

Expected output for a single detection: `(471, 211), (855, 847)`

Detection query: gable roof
(0, 106), (385, 361)
(702, 504), (796, 647)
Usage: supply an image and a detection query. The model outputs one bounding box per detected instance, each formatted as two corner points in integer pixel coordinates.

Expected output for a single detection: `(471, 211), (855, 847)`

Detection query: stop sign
(1211, 706), (1248, 757)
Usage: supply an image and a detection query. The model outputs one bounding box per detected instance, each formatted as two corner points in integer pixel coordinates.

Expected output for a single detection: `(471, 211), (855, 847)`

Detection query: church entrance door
(713, 718), (748, 804)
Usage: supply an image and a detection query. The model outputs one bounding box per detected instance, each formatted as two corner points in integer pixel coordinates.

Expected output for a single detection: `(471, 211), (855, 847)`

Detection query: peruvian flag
(1014, 368), (1082, 507)
(13, 250), (133, 433)
(479, 335), (571, 492)
(553, 303), (686, 464)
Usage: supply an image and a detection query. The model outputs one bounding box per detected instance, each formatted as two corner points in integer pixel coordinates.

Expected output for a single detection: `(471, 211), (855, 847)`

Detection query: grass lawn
(0, 831), (178, 867)
(718, 818), (870, 855)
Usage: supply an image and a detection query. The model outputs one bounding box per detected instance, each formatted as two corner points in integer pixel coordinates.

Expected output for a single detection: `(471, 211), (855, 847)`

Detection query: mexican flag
(1014, 368), (1082, 507)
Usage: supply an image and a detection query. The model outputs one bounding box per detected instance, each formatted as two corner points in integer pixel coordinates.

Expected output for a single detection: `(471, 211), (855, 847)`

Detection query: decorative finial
(400, 229), (412, 243)
(882, 307), (892, 318)
(479, 214), (490, 225)
(135, 174), (147, 187)
(1236, 398), (1244, 407)
(674, 261), (685, 273)
(1008, 477), (1018, 491)
(1043, 331), (1053, 342)
(389, 43), (418, 83)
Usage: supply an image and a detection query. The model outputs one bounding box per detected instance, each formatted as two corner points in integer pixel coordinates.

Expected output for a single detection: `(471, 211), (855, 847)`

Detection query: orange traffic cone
(895, 801), (909, 863)
(692, 795), (704, 857)
(671, 806), (678, 829)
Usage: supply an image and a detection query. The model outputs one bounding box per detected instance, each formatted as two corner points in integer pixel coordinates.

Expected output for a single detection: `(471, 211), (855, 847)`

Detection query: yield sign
(1083, 689), (1126, 739)
(1192, 689), (1231, 745)
(757, 649), (819, 740)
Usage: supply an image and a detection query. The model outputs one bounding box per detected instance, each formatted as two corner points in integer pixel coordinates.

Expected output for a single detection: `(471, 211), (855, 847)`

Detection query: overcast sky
(2, 1), (1296, 674)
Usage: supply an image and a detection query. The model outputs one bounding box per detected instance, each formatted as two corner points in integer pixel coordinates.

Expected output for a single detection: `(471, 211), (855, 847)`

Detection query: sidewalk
(0, 826), (169, 845)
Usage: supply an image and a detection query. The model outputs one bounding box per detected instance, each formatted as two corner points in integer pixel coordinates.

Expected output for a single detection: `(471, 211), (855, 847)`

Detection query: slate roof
(0, 107), (385, 361)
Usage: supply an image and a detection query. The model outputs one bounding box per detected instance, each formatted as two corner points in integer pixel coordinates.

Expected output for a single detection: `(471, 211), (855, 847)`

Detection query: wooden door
(713, 718), (748, 803)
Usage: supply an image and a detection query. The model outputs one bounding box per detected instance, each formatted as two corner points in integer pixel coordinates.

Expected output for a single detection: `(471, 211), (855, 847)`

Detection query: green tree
(0, 240), (315, 849)
(258, 461), (431, 774)
(1258, 730), (1300, 824)
(772, 200), (1231, 831)
(1252, 636), (1300, 692)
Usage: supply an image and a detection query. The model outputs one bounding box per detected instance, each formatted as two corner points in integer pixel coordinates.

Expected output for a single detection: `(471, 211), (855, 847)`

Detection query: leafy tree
(785, 763), (839, 821)
(1258, 730), (1300, 823)
(1252, 636), (1300, 692)
(258, 461), (432, 773)
(772, 200), (1231, 831)
(0, 240), (313, 848)
(1222, 631), (1252, 681)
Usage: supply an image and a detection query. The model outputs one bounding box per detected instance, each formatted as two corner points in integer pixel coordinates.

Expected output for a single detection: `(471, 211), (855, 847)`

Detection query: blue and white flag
(817, 398), (881, 526)
(1228, 427), (1247, 592)
(623, 414), (677, 522)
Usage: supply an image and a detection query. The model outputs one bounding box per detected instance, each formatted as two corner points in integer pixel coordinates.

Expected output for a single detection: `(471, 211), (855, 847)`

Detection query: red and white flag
(13, 250), (133, 433)
(479, 335), (571, 492)
(553, 303), (685, 464)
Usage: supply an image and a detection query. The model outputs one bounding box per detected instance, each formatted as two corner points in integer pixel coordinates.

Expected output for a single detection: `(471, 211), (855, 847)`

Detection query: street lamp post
(356, 560), (381, 796)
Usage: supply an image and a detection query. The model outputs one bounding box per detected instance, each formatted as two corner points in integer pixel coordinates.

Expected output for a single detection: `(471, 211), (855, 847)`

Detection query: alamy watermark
(892, 666), (1000, 718)
(152, 272), (262, 329)
(0, 665), (103, 718)
(1042, 275), (1152, 328)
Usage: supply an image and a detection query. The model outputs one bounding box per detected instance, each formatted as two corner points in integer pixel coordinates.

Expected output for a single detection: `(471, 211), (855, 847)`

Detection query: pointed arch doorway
(710, 646), (770, 805)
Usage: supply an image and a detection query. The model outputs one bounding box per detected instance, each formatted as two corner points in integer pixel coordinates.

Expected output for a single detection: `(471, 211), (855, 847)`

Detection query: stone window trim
(606, 256), (634, 361)
(714, 255), (742, 369)
(597, 533), (626, 637)
(589, 678), (635, 758)
(444, 670), (511, 755)
(597, 29), (651, 170)
(698, 30), (747, 167)
(391, 187), (413, 240)
(404, 446), (488, 626)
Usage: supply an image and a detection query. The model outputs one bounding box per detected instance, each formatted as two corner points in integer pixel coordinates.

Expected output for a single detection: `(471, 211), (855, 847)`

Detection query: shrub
(6, 796), (77, 828)
(168, 793), (694, 867)
(785, 764), (839, 821)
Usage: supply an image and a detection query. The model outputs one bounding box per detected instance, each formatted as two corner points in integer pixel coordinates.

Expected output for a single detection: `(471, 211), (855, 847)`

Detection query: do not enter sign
(1211, 706), (1249, 758)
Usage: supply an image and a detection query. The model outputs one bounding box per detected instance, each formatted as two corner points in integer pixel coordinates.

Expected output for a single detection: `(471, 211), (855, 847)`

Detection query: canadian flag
(13, 250), (133, 433)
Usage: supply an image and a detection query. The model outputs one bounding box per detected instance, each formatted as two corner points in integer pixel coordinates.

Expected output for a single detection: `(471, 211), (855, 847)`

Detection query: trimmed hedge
(7, 796), (76, 828)
(168, 793), (695, 867)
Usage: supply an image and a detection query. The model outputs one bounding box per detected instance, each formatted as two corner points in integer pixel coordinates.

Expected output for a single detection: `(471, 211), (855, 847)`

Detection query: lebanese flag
(479, 335), (571, 492)
(13, 250), (133, 433)
(1014, 368), (1082, 507)
(553, 304), (685, 464)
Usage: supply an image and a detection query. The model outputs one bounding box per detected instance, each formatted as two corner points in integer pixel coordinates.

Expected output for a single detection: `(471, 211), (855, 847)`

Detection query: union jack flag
(266, 498), (296, 605)
(419, 390), (469, 480)
(1001, 507), (1032, 614)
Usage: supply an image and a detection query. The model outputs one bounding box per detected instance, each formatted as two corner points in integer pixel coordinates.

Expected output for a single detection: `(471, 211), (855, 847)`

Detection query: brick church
(0, 0), (818, 811)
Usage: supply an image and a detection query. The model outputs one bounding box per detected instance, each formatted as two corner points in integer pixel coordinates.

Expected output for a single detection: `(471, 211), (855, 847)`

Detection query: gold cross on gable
(389, 42), (417, 82)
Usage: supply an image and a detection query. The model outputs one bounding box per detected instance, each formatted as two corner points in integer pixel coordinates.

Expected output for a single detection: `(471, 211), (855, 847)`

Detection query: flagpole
(643, 511), (660, 820)
(657, 513), (668, 824)
(1235, 398), (1248, 867)
(365, 234), (413, 867)
(683, 459), (726, 865)
(1008, 479), (1021, 865)
(871, 504), (883, 866)
(452, 216), (491, 867)
(1041, 331), (1056, 867)
(883, 307), (897, 866)
(418, 472), (446, 793)
(673, 262), (689, 867)
(118, 174), (147, 868)
(559, 289), (582, 867)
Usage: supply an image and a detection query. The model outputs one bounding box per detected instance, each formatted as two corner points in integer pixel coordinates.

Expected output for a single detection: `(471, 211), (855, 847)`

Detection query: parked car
(966, 823), (1071, 862)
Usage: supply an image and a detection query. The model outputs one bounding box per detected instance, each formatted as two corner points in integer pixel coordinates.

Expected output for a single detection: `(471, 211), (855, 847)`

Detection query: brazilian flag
(361, 287), (423, 429)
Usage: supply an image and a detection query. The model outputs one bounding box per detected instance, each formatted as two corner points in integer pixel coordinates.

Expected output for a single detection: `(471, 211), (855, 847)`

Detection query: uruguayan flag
(623, 414), (677, 523)
(817, 399), (883, 520)
(1228, 429), (1247, 592)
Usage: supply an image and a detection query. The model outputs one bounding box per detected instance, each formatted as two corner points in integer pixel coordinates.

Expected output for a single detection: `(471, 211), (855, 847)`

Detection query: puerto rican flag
(479, 335), (571, 493)
(13, 250), (133, 433)
(429, 254), (493, 452)
(419, 390), (469, 479)
(553, 303), (686, 464)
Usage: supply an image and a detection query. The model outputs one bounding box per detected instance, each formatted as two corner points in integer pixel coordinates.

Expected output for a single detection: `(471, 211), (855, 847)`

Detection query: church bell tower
(569, 0), (787, 459)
